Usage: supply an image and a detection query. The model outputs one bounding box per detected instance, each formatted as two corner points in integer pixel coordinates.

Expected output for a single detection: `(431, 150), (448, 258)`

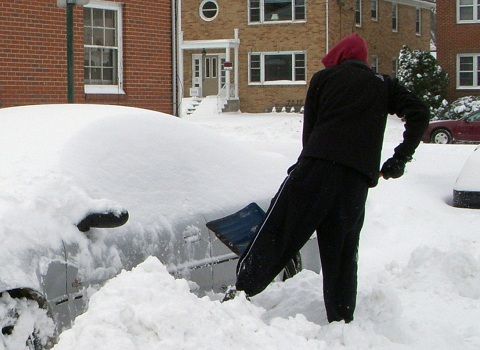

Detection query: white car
(0, 104), (320, 349)
(453, 146), (480, 208)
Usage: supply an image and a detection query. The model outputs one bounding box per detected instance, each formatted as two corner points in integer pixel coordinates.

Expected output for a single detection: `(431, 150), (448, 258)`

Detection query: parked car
(0, 104), (320, 350)
(453, 146), (480, 209)
(434, 96), (480, 121)
(422, 110), (480, 144)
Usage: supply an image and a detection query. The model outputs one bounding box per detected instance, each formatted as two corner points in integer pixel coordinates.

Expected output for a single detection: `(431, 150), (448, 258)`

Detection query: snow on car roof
(0, 104), (284, 220)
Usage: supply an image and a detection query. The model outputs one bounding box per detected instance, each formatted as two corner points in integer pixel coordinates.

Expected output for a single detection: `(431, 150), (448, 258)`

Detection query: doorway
(192, 53), (226, 97)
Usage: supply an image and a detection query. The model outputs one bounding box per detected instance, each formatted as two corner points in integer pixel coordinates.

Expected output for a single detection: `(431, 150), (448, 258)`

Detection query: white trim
(84, 85), (126, 94)
(383, 0), (435, 10)
(85, 0), (122, 10)
(457, 0), (480, 23)
(181, 39), (239, 50)
(457, 53), (480, 89)
(199, 0), (219, 22)
(249, 81), (307, 86)
(84, 1), (124, 93)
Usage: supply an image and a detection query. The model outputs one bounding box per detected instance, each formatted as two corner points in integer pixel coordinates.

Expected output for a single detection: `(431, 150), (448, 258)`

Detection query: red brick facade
(437, 0), (480, 102)
(0, 0), (173, 114)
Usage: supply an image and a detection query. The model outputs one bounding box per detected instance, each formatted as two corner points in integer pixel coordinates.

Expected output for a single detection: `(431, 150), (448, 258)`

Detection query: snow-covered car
(421, 110), (480, 144)
(0, 104), (320, 349)
(453, 146), (480, 209)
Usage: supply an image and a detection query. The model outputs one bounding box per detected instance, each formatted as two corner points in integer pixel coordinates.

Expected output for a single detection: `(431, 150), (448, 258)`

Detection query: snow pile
(53, 247), (480, 350)
(53, 257), (326, 350)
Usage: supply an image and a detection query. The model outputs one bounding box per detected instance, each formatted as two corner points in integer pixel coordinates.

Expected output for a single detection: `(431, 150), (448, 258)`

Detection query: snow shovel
(206, 202), (265, 256)
(206, 203), (302, 279)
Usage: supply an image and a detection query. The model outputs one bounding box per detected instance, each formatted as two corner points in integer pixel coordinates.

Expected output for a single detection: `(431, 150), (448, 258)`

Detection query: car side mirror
(77, 210), (129, 232)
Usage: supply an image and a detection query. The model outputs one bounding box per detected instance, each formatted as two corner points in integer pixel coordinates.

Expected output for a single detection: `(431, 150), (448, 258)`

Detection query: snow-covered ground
(53, 98), (480, 350)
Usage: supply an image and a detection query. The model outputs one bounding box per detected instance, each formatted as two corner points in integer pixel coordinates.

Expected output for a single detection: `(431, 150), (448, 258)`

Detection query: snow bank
(53, 257), (326, 350)
(51, 100), (480, 350)
(54, 245), (480, 350)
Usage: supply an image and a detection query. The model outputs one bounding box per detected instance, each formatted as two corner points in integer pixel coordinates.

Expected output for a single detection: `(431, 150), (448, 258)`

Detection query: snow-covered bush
(397, 46), (449, 118)
(434, 96), (480, 120)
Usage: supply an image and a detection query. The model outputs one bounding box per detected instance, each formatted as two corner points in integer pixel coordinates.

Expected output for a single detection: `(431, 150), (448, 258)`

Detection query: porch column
(226, 46), (231, 99)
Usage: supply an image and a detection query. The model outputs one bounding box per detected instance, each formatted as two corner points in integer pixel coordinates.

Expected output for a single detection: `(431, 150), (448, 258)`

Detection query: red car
(422, 110), (480, 144)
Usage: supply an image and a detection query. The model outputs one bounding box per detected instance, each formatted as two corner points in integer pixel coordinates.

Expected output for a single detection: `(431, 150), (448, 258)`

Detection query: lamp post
(57, 0), (90, 103)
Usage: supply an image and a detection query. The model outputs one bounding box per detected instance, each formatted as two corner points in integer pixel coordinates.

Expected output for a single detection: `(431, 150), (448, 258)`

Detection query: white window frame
(355, 0), (362, 27)
(457, 53), (480, 89)
(371, 0), (378, 21)
(248, 0), (306, 24)
(457, 0), (480, 23)
(248, 51), (307, 86)
(416, 7), (422, 35)
(199, 0), (219, 22)
(84, 0), (124, 95)
(392, 2), (398, 32)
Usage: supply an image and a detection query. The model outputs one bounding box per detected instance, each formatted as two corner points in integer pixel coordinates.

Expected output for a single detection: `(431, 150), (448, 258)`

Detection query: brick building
(178, 0), (435, 113)
(0, 0), (173, 114)
(437, 0), (480, 102)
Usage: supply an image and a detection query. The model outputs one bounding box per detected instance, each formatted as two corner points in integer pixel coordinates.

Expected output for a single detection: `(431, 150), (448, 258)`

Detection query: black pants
(235, 158), (369, 323)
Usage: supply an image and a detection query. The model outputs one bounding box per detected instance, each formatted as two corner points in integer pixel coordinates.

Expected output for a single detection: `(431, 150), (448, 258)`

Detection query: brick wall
(182, 0), (432, 113)
(0, 0), (173, 114)
(437, 0), (480, 102)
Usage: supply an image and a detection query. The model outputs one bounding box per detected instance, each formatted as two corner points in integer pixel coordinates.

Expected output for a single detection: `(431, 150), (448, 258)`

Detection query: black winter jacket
(300, 60), (429, 187)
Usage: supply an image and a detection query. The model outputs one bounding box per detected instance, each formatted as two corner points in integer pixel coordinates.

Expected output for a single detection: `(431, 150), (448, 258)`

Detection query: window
(371, 0), (378, 21)
(249, 52), (306, 85)
(204, 57), (218, 78)
(392, 58), (398, 77)
(457, 54), (480, 88)
(200, 0), (219, 21)
(249, 0), (305, 24)
(416, 7), (422, 35)
(84, 2), (123, 94)
(392, 2), (398, 32)
(458, 0), (480, 22)
(371, 56), (379, 73)
(355, 0), (362, 26)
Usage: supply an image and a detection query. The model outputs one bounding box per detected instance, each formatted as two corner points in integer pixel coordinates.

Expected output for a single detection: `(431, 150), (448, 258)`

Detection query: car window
(467, 112), (480, 122)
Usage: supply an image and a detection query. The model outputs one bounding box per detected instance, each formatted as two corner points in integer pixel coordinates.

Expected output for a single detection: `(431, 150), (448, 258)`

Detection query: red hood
(322, 33), (369, 68)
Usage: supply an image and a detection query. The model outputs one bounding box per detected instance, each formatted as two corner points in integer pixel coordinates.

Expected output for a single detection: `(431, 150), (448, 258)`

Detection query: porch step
(185, 97), (203, 116)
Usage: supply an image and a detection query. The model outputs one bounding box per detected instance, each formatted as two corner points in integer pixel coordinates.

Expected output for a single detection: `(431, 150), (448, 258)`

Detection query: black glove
(380, 155), (411, 179)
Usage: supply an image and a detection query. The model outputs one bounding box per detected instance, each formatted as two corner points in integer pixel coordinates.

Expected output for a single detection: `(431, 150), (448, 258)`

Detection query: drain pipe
(175, 0), (184, 117)
(172, 0), (177, 115)
(325, 0), (329, 54)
